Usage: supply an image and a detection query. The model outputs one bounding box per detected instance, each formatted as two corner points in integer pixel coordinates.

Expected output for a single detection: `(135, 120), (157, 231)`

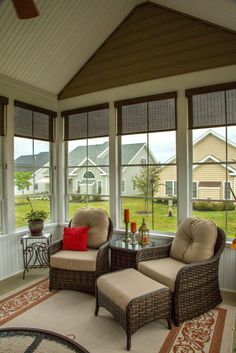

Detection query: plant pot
(28, 220), (44, 235)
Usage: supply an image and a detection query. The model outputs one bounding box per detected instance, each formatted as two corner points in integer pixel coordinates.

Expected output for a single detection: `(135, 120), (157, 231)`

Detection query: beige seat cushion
(97, 268), (168, 311)
(71, 208), (109, 249)
(50, 249), (98, 271)
(138, 257), (186, 292)
(170, 218), (217, 263)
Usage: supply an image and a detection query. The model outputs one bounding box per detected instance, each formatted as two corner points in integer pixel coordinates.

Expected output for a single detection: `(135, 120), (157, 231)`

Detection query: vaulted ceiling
(0, 0), (236, 96)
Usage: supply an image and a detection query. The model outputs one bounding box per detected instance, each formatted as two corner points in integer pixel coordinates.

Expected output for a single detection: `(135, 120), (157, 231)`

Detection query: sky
(14, 126), (236, 163)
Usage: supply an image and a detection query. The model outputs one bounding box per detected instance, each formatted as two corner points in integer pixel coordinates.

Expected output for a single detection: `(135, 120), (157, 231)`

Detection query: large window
(62, 104), (110, 220)
(115, 92), (177, 232)
(0, 96), (8, 233)
(14, 101), (56, 229)
(186, 82), (236, 238)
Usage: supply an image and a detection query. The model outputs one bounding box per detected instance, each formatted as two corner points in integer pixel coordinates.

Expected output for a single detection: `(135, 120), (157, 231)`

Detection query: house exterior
(157, 130), (236, 200)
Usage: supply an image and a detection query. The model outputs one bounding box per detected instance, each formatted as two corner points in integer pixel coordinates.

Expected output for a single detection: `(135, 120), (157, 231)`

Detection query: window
(116, 92), (177, 232)
(63, 103), (110, 219)
(186, 82), (236, 238)
(192, 181), (197, 199)
(14, 101), (56, 229)
(165, 181), (177, 196)
(0, 96), (8, 233)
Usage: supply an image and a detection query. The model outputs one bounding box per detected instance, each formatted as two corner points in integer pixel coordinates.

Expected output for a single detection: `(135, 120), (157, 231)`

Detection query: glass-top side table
(110, 237), (171, 271)
(21, 232), (52, 279)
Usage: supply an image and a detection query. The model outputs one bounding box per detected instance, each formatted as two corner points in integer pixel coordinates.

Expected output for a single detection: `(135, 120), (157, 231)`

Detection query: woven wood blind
(62, 103), (109, 141)
(14, 101), (57, 142)
(186, 82), (236, 129)
(0, 96), (9, 136)
(115, 92), (177, 135)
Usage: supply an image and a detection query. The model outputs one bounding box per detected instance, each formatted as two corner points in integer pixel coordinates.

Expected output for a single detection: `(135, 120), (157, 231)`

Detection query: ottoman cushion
(97, 268), (169, 311)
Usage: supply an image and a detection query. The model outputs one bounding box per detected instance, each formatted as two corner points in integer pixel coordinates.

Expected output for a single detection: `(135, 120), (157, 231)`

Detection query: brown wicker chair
(49, 208), (113, 294)
(136, 221), (226, 326)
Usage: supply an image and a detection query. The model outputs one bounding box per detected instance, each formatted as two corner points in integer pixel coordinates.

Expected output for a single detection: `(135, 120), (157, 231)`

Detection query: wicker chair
(136, 219), (226, 326)
(49, 208), (113, 294)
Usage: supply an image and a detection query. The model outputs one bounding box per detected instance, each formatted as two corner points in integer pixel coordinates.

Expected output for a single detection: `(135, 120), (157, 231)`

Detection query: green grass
(15, 197), (236, 238)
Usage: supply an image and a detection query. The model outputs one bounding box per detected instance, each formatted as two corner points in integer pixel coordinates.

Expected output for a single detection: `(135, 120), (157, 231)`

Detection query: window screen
(14, 101), (56, 141)
(0, 96), (9, 136)
(62, 103), (109, 141)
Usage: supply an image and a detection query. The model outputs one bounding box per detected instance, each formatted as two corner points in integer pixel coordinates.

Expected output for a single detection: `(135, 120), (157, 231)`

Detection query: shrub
(193, 200), (235, 211)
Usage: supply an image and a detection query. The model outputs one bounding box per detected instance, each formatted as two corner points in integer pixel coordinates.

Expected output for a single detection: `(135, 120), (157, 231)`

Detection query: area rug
(0, 279), (235, 353)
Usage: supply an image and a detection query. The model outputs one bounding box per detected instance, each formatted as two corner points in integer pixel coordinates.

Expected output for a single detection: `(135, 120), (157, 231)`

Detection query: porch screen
(115, 92), (177, 135)
(0, 96), (9, 136)
(186, 82), (236, 129)
(62, 103), (109, 141)
(14, 101), (57, 142)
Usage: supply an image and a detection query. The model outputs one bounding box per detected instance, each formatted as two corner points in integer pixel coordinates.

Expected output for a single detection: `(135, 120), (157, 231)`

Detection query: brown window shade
(186, 82), (236, 129)
(199, 181), (221, 187)
(115, 92), (177, 135)
(62, 103), (109, 141)
(0, 95), (9, 136)
(14, 101), (56, 142)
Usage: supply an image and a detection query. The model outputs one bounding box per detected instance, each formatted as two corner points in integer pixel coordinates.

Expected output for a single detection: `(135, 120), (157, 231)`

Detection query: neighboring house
(14, 142), (157, 198)
(158, 130), (236, 199)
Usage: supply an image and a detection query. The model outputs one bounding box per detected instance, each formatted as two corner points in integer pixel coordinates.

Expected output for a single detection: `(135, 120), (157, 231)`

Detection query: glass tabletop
(110, 237), (171, 251)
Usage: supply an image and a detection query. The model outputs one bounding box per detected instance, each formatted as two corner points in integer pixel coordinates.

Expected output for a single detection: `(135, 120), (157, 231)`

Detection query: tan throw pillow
(71, 208), (109, 249)
(170, 218), (217, 263)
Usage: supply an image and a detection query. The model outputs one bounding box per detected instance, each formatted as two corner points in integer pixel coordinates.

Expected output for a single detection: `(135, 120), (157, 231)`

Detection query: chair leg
(95, 303), (99, 316)
(167, 318), (172, 330)
(126, 333), (131, 351)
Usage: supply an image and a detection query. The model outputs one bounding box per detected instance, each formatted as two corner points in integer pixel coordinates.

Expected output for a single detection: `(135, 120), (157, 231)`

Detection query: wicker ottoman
(95, 268), (172, 350)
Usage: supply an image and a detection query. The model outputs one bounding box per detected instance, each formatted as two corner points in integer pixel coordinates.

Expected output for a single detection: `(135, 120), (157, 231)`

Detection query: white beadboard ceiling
(0, 0), (235, 95)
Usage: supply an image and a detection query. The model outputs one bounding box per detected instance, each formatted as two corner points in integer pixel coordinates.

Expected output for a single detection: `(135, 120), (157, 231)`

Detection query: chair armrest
(175, 256), (221, 292)
(96, 240), (111, 274)
(136, 242), (172, 267)
(48, 239), (63, 257)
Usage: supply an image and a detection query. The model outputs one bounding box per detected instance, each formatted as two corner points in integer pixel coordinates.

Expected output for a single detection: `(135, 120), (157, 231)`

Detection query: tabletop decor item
(138, 218), (150, 245)
(130, 221), (137, 245)
(25, 197), (49, 235)
(123, 209), (131, 242)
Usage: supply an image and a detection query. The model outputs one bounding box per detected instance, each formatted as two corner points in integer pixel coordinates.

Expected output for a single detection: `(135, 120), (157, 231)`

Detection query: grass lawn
(15, 197), (235, 238)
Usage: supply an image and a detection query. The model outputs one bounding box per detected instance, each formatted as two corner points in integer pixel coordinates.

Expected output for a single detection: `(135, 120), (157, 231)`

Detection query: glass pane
(149, 131), (176, 164)
(14, 196), (50, 229)
(121, 166), (147, 197)
(34, 140), (50, 167)
(192, 164), (227, 200)
(121, 197), (177, 233)
(192, 127), (226, 163)
(88, 137), (109, 166)
(68, 197), (109, 220)
(157, 165), (177, 198)
(34, 168), (51, 195)
(14, 137), (33, 166)
(121, 134), (147, 165)
(67, 139), (87, 167)
(227, 126), (236, 162)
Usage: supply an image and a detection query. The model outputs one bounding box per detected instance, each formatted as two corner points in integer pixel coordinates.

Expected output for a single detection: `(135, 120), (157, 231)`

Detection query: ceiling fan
(2, 0), (39, 19)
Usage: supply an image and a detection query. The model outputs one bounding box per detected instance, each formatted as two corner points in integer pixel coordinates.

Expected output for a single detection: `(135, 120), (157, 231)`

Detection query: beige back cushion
(71, 208), (109, 249)
(170, 218), (217, 263)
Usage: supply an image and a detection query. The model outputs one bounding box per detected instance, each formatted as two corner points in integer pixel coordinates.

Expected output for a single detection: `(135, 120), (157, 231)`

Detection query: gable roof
(14, 152), (49, 171)
(59, 1), (236, 99)
(0, 1), (236, 95)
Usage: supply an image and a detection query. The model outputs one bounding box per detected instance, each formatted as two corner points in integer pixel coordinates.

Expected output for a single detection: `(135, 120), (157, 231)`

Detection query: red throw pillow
(62, 226), (89, 251)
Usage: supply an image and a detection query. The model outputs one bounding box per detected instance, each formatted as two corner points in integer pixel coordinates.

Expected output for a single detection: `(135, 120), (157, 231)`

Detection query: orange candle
(130, 222), (137, 233)
(124, 209), (130, 223)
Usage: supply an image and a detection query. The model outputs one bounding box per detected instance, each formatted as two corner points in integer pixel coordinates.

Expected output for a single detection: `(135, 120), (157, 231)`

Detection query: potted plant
(25, 197), (49, 235)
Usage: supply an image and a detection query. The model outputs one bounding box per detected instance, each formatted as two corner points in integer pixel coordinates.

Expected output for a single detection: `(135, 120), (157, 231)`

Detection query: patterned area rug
(159, 308), (226, 353)
(0, 278), (234, 353)
(0, 278), (56, 325)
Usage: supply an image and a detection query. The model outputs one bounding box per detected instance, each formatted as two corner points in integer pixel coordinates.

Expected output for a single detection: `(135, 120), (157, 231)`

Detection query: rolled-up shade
(0, 96), (9, 136)
(14, 100), (56, 142)
(186, 82), (236, 129)
(62, 103), (109, 141)
(115, 92), (177, 135)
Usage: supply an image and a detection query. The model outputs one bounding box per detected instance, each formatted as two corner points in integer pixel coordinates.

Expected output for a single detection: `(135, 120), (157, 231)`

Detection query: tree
(14, 172), (32, 197)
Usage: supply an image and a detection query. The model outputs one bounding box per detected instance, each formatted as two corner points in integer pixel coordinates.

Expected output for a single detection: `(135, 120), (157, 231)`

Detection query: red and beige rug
(0, 278), (235, 353)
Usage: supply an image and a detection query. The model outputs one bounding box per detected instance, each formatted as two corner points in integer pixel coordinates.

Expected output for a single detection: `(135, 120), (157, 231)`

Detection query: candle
(130, 222), (137, 233)
(124, 209), (130, 223)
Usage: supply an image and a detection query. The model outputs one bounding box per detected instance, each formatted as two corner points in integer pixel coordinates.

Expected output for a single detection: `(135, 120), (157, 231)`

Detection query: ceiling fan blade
(12, 0), (39, 19)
